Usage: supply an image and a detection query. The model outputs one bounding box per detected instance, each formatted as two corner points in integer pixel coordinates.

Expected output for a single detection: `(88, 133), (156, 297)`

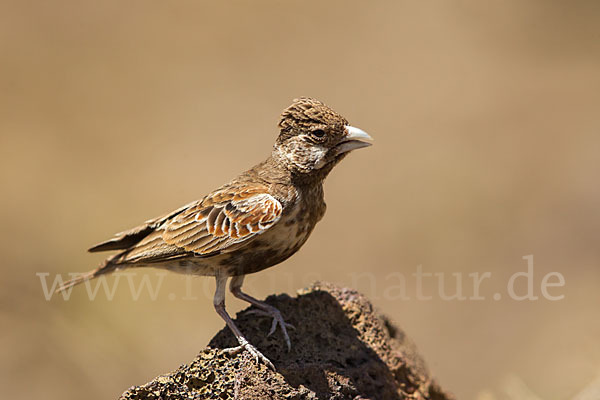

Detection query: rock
(120, 282), (454, 400)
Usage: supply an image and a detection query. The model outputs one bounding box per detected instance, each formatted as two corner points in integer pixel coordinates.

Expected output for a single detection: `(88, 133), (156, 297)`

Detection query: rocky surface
(120, 282), (454, 400)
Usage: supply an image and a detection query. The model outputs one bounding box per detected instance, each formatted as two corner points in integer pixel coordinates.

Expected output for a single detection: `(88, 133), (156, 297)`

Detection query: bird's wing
(88, 201), (198, 253)
(162, 186), (283, 255)
(103, 185), (283, 265)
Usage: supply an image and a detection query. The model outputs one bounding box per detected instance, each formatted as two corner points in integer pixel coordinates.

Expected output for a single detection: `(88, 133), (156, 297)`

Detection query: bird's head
(273, 98), (372, 179)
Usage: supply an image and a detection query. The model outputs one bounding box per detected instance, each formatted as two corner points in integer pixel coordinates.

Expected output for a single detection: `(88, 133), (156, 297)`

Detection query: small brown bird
(58, 97), (372, 368)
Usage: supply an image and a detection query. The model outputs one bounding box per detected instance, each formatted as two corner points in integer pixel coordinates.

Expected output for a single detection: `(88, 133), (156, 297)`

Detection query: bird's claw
(223, 338), (275, 370)
(245, 307), (294, 351)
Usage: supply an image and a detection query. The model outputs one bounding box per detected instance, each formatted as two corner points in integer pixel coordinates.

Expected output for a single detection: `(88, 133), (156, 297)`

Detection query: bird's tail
(55, 256), (121, 293)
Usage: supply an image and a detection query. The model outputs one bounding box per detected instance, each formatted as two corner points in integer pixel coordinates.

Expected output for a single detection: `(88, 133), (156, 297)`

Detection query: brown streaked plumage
(58, 97), (372, 368)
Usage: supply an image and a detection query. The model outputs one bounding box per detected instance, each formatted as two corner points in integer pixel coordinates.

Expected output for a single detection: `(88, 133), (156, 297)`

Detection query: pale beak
(335, 125), (373, 155)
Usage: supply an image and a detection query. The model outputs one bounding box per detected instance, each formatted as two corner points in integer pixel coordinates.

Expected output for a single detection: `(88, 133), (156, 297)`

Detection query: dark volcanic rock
(120, 282), (454, 400)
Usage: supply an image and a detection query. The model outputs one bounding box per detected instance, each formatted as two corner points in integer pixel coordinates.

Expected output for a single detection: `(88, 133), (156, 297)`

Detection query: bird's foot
(223, 337), (274, 370)
(245, 306), (295, 351)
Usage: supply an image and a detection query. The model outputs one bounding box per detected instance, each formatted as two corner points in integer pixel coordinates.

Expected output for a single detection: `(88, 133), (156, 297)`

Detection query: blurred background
(1, 1), (599, 399)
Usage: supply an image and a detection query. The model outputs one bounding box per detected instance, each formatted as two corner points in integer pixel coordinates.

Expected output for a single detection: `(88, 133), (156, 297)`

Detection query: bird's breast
(220, 194), (322, 276)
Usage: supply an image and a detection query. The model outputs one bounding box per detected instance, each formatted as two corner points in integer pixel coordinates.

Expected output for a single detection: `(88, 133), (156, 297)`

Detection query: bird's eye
(311, 129), (326, 139)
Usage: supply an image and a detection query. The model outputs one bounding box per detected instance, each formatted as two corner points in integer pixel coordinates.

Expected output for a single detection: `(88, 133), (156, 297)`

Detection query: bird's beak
(335, 125), (373, 155)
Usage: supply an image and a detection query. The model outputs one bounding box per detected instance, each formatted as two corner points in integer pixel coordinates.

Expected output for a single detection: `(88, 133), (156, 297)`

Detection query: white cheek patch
(280, 138), (329, 171)
(311, 147), (329, 169)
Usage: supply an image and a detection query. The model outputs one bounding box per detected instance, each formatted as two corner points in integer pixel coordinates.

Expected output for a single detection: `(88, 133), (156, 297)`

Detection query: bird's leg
(213, 273), (274, 369)
(229, 275), (295, 351)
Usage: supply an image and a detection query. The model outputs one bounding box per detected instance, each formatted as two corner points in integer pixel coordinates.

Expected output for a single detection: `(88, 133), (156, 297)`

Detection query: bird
(57, 97), (372, 369)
